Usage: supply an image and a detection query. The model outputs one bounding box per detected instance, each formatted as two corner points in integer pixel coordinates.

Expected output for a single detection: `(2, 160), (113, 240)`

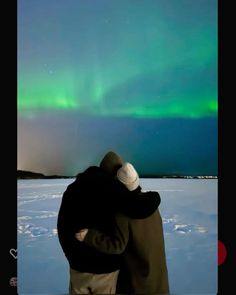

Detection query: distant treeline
(141, 175), (217, 179)
(17, 170), (217, 180)
(17, 170), (73, 179)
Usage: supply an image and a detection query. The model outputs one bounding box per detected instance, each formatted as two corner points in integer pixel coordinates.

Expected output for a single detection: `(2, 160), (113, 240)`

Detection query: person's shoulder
(77, 166), (116, 191)
(76, 166), (103, 181)
(82, 166), (100, 175)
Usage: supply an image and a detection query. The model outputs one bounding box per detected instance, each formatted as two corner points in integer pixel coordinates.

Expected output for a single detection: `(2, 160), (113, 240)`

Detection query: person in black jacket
(57, 151), (160, 294)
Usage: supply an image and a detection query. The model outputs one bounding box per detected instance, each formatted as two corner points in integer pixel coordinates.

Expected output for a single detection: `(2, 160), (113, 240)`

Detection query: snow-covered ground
(18, 178), (217, 294)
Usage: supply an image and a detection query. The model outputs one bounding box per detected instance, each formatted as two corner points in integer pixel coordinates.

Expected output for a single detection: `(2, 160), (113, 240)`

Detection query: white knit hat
(117, 162), (139, 191)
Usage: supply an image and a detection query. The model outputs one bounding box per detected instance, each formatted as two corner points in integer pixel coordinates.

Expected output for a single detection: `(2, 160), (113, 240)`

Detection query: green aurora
(18, 0), (217, 119)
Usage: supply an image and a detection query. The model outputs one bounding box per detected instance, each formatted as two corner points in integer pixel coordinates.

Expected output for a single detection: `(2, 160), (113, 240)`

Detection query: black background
(0, 1), (17, 294)
(0, 0), (234, 294)
(218, 0), (235, 294)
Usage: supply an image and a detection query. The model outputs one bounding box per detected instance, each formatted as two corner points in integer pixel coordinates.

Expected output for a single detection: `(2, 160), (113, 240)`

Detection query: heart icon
(9, 249), (17, 259)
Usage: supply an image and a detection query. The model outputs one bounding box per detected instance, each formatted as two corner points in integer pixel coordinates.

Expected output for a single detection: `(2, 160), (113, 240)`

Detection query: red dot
(218, 240), (227, 266)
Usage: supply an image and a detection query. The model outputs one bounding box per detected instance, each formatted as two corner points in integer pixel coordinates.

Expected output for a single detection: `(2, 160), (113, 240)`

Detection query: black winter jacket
(57, 166), (160, 273)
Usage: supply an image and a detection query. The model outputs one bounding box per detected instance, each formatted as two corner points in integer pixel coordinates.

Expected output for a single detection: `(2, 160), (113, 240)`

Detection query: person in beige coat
(76, 162), (170, 294)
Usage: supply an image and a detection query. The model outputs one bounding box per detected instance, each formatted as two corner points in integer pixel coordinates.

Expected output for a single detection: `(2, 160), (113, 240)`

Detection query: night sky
(17, 0), (217, 176)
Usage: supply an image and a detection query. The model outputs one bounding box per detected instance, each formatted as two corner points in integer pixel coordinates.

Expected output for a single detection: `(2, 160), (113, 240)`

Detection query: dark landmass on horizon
(17, 170), (217, 180)
(17, 170), (73, 179)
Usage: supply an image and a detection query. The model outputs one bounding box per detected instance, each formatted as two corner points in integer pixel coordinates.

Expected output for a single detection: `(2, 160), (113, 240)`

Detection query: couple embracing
(57, 151), (169, 294)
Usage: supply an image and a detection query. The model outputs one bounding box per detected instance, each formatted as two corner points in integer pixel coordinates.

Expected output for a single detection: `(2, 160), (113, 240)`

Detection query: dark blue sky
(17, 0), (217, 176)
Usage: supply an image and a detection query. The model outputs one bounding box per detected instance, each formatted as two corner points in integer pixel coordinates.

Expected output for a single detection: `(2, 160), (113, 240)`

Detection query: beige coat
(84, 208), (170, 294)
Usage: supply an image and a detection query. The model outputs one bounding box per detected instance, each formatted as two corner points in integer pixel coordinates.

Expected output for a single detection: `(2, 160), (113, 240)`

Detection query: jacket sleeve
(119, 190), (161, 219)
(83, 213), (129, 255)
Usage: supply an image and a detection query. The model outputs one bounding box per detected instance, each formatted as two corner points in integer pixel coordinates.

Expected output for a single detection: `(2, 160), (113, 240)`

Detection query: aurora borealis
(17, 0), (217, 176)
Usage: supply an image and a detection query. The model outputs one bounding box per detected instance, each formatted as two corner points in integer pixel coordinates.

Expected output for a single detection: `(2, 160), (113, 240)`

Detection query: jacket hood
(99, 151), (124, 176)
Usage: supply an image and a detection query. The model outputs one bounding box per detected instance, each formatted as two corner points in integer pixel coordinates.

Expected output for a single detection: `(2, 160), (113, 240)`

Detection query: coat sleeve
(120, 190), (161, 219)
(83, 213), (129, 255)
